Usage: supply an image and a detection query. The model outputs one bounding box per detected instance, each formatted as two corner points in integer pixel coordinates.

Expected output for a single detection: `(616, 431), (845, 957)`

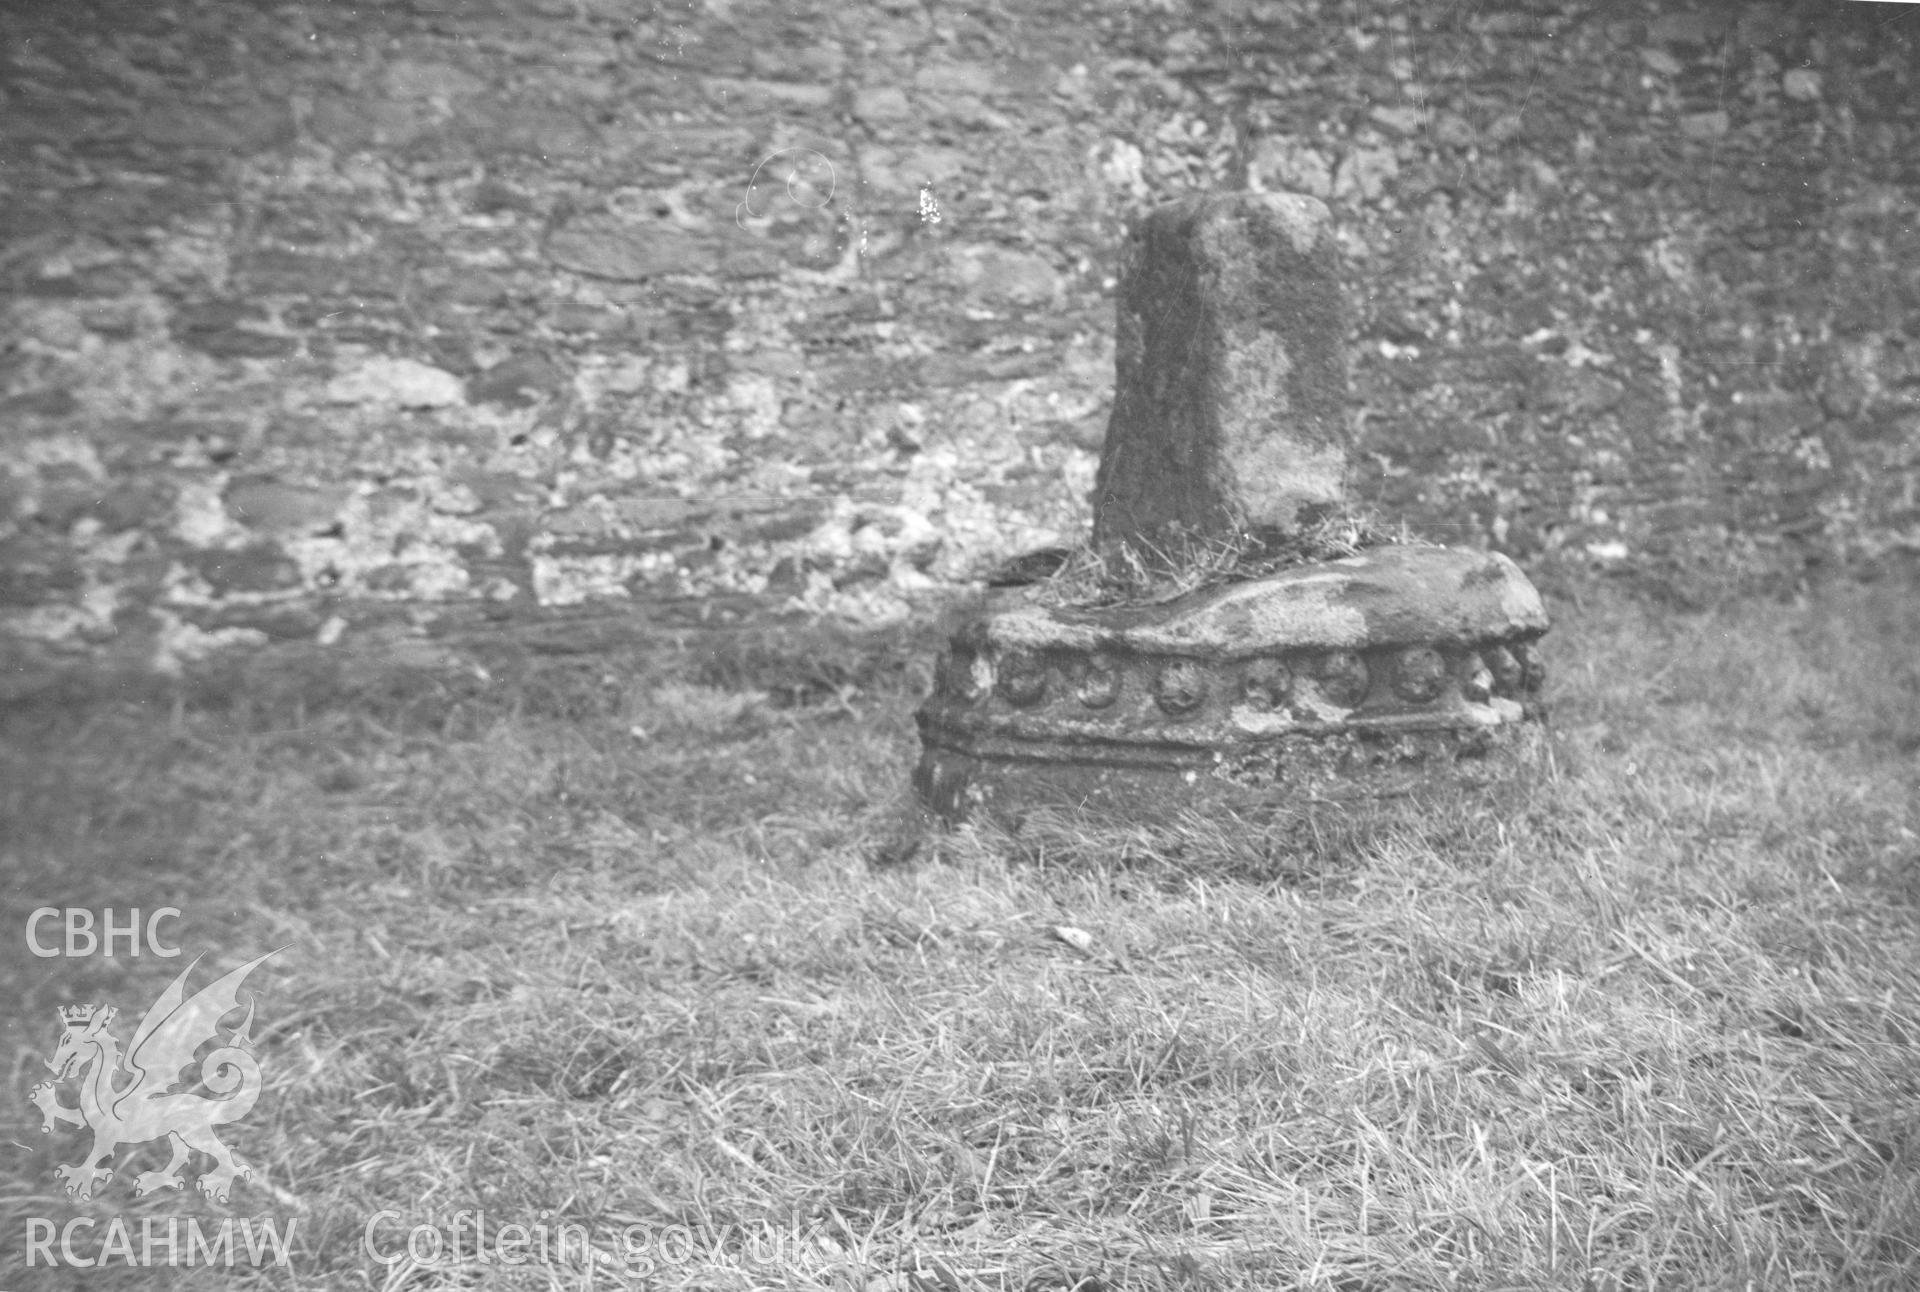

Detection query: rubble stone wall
(1, 0), (1914, 687)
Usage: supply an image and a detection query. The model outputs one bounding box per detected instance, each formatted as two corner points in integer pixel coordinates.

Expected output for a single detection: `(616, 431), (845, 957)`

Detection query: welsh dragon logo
(31, 950), (277, 1204)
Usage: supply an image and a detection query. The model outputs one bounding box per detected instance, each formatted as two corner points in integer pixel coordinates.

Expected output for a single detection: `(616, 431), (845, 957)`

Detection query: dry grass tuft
(1028, 509), (1411, 609)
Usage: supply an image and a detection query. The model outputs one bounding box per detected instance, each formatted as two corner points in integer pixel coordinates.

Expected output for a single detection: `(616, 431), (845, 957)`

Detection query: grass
(1021, 510), (1409, 609)
(2, 577), (1918, 1291)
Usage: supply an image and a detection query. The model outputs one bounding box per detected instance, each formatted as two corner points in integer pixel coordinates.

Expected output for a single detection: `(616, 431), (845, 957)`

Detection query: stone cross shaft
(1093, 191), (1350, 561)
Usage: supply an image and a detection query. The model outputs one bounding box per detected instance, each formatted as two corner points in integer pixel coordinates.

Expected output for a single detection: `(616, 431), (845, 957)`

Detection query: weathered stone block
(1093, 191), (1349, 559)
(546, 216), (720, 281)
(471, 353), (568, 406)
(224, 478), (349, 535)
(325, 358), (466, 409)
(188, 544), (303, 595)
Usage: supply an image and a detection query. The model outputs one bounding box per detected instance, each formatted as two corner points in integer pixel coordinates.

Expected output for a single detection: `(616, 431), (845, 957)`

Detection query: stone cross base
(911, 190), (1552, 827)
(913, 545), (1548, 823)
